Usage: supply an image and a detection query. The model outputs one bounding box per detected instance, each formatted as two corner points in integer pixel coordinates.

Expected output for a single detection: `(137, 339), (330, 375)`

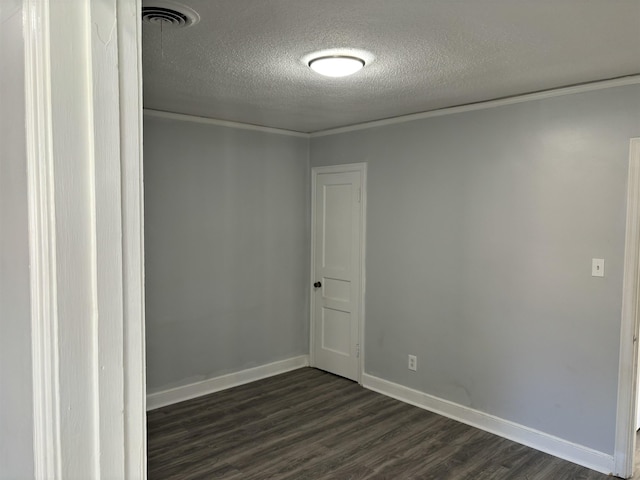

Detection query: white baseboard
(362, 373), (615, 476)
(147, 355), (309, 411)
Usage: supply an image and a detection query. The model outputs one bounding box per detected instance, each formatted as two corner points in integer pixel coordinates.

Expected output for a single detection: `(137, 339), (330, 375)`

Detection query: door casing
(614, 138), (640, 478)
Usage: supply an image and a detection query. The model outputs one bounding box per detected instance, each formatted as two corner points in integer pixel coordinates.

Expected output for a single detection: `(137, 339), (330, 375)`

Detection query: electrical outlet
(408, 354), (417, 371)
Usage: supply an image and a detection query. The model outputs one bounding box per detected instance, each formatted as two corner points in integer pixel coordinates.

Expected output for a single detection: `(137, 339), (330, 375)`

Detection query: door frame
(614, 138), (640, 478)
(24, 0), (145, 477)
(310, 163), (367, 383)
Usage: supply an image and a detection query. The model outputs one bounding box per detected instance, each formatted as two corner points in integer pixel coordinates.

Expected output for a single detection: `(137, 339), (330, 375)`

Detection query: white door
(311, 164), (365, 382)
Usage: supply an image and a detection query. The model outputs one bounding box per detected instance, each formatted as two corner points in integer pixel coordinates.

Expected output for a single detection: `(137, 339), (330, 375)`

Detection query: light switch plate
(592, 258), (605, 277)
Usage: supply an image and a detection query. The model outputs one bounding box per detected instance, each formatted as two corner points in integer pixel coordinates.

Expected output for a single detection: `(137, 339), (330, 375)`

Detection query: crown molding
(310, 75), (640, 138)
(143, 109), (309, 138)
(144, 75), (640, 138)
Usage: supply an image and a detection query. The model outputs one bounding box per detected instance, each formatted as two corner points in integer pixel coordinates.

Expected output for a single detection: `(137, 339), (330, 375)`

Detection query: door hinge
(356, 188), (361, 203)
(356, 343), (360, 357)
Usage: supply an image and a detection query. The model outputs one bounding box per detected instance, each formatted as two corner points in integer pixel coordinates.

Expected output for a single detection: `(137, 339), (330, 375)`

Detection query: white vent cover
(142, 1), (200, 28)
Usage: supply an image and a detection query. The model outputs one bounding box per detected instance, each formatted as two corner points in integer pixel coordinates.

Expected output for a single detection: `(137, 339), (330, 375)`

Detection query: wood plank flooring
(147, 367), (614, 479)
(635, 432), (640, 478)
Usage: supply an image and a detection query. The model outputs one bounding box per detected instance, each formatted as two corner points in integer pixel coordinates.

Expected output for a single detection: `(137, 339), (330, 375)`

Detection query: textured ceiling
(142, 0), (640, 133)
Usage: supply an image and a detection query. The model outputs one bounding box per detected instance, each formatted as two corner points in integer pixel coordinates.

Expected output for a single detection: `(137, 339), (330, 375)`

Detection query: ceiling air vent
(142, 1), (200, 28)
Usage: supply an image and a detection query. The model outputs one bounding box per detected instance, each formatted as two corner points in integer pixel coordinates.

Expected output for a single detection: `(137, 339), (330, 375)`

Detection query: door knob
(314, 281), (322, 288)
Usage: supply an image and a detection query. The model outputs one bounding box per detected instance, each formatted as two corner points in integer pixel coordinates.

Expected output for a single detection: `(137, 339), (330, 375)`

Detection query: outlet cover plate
(408, 354), (417, 371)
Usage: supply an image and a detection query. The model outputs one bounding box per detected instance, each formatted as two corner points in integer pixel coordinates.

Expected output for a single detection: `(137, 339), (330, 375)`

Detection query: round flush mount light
(308, 55), (365, 78)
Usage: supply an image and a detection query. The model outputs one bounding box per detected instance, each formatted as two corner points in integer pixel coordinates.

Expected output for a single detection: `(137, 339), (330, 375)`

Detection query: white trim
(310, 75), (640, 138)
(144, 76), (640, 139)
(143, 108), (309, 138)
(360, 166), (367, 384)
(116, 0), (147, 478)
(362, 374), (615, 476)
(88, 1), (127, 476)
(310, 163), (367, 383)
(146, 356), (310, 411)
(25, 0), (146, 476)
(310, 170), (317, 369)
(24, 0), (62, 477)
(614, 138), (640, 478)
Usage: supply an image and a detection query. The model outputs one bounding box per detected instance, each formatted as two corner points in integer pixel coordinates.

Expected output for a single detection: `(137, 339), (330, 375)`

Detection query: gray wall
(311, 84), (640, 454)
(0, 1), (35, 478)
(144, 115), (310, 393)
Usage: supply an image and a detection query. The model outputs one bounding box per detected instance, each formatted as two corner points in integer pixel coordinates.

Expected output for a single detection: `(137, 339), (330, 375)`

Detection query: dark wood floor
(635, 431), (640, 479)
(148, 367), (613, 479)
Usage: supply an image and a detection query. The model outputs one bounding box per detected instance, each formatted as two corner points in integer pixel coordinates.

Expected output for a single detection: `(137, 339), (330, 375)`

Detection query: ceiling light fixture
(308, 55), (365, 78)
